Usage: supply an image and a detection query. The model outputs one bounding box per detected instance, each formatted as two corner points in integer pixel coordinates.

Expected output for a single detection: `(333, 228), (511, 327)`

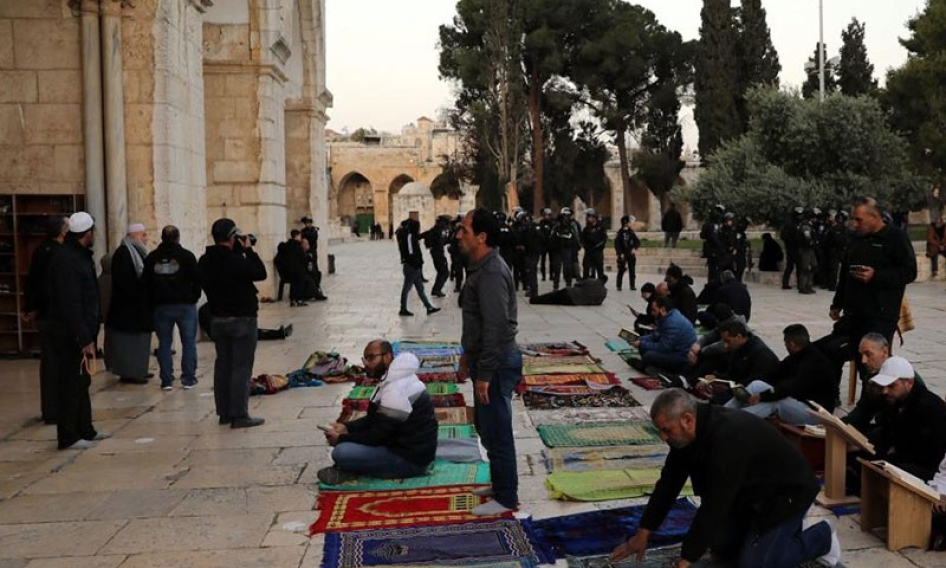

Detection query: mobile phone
(317, 424), (334, 433)
(626, 304), (640, 317)
(849, 264), (868, 272)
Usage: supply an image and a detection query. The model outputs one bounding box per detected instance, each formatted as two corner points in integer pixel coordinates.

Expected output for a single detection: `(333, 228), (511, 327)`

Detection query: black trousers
(431, 253), (449, 295)
(616, 254), (636, 290)
(550, 249), (575, 288)
(814, 316), (897, 407)
(582, 249), (604, 280)
(524, 253), (539, 294)
(48, 328), (95, 449)
(782, 250), (798, 288)
(37, 319), (59, 423)
(539, 250), (548, 279)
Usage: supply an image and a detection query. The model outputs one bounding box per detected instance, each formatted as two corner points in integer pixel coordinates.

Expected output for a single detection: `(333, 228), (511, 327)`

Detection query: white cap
(127, 223), (145, 234)
(870, 356), (915, 387)
(68, 212), (94, 233)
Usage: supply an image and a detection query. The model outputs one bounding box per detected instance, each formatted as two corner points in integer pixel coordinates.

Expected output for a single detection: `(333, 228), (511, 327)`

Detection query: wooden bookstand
(809, 402), (874, 507)
(847, 359), (858, 405)
(857, 458), (941, 550)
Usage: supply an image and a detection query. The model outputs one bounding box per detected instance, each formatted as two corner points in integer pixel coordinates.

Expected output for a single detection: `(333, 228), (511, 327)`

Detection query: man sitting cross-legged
(318, 340), (438, 484)
(630, 296), (697, 376)
(725, 324), (836, 425)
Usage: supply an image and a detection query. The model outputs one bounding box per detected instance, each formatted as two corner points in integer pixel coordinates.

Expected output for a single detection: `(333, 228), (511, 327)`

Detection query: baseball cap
(211, 218), (240, 241)
(68, 212), (94, 233)
(870, 356), (915, 387)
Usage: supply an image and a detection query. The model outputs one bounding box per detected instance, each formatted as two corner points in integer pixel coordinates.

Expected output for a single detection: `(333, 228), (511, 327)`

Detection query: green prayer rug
(545, 468), (693, 501)
(347, 386), (375, 400)
(543, 445), (669, 462)
(318, 460), (490, 491)
(346, 382), (459, 401)
(524, 362), (607, 376)
(537, 421), (662, 447)
(545, 455), (668, 474)
(439, 424), (476, 439)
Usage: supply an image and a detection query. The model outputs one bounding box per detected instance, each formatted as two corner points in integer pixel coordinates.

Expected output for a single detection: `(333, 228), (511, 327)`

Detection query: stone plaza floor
(0, 239), (944, 568)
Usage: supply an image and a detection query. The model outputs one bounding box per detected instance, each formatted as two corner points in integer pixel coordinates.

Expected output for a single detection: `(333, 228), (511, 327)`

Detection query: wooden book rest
(809, 401), (874, 507)
(857, 458), (940, 550)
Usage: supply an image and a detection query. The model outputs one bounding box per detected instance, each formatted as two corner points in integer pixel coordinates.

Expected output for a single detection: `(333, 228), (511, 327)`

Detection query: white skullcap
(68, 212), (94, 233)
(127, 223), (146, 234)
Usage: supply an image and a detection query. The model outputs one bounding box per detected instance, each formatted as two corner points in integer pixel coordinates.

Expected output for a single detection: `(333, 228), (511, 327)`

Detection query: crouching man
(317, 340), (438, 484)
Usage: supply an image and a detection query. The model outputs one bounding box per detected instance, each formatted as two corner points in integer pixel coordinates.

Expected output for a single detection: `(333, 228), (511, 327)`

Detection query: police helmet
(585, 208), (598, 218)
(620, 215), (630, 225)
(724, 212), (735, 220)
(561, 207), (573, 216)
(542, 208), (552, 216)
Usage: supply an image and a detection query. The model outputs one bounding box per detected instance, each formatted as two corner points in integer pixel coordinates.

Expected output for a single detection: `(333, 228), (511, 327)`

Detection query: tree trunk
(528, 74), (545, 215)
(615, 124), (633, 213)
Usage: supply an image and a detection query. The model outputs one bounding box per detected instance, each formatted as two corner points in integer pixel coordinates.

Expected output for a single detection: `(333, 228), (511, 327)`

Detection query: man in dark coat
(665, 264), (698, 324)
(715, 319), (780, 387)
(23, 215), (68, 423)
(419, 216), (451, 298)
(611, 389), (837, 568)
(45, 212), (101, 449)
(397, 219), (440, 317)
(614, 215), (641, 291)
(274, 230), (310, 306)
(661, 203), (684, 248)
(105, 223), (153, 384)
(758, 232), (784, 272)
(581, 209), (607, 281)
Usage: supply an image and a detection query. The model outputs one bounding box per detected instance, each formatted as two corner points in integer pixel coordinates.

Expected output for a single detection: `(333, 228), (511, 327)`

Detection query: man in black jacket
(419, 216), (451, 298)
(665, 264), (698, 324)
(611, 389), (838, 568)
(725, 324), (835, 425)
(715, 320), (779, 387)
(615, 215), (640, 291)
(198, 218), (267, 429)
(45, 212), (101, 449)
(23, 215), (68, 423)
(144, 226), (201, 390)
(662, 203), (684, 248)
(396, 218), (440, 317)
(581, 209), (607, 281)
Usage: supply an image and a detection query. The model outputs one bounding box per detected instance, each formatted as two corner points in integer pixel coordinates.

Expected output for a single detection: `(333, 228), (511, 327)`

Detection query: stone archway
(338, 172), (374, 234)
(387, 174), (415, 234)
(430, 172), (463, 219)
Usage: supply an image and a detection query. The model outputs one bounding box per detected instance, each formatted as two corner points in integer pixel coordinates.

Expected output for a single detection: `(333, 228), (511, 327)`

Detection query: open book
(808, 401), (875, 454)
(619, 328), (640, 343)
(698, 377), (753, 402)
(868, 460), (941, 501)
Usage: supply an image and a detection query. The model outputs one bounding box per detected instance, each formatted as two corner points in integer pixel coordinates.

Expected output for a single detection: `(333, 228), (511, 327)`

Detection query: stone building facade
(0, 0), (331, 294)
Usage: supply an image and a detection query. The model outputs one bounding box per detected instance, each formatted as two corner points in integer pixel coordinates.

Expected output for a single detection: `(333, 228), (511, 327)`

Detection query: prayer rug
(544, 455), (668, 474)
(435, 406), (474, 425)
(436, 438), (483, 463)
(543, 445), (668, 463)
(419, 371), (464, 383)
(318, 460), (490, 491)
(529, 407), (652, 426)
(519, 341), (589, 356)
(419, 355), (462, 367)
(524, 362), (607, 376)
(544, 468), (692, 501)
(426, 382), (461, 396)
(439, 425), (476, 439)
(310, 485), (507, 533)
(520, 373), (620, 389)
(523, 354), (597, 366)
(532, 498), (697, 558)
(418, 366), (460, 375)
(537, 421), (661, 447)
(320, 519), (554, 568)
(605, 338), (633, 352)
(522, 387), (641, 410)
(630, 376), (665, 391)
(566, 545), (682, 568)
(343, 393), (467, 412)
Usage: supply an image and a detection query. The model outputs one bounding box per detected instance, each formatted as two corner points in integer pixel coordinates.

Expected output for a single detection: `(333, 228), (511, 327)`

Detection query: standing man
(45, 212), (100, 450)
(538, 207), (554, 281)
(581, 209), (607, 281)
(420, 216), (450, 298)
(611, 389), (838, 568)
(781, 207), (803, 290)
(23, 215), (68, 423)
(396, 218), (440, 317)
(456, 208), (521, 517)
(143, 226), (201, 390)
(106, 224), (153, 384)
(614, 215), (640, 291)
(300, 215), (322, 287)
(199, 219), (267, 428)
(662, 203), (684, 248)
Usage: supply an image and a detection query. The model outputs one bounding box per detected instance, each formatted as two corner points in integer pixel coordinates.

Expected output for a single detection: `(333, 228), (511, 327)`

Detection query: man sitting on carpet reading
(631, 296), (697, 375)
(611, 389), (840, 568)
(317, 341), (438, 485)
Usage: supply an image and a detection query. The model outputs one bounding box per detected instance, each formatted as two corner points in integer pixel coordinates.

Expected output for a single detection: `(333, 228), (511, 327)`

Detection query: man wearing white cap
(105, 223), (153, 384)
(45, 212), (101, 449)
(866, 356), (946, 483)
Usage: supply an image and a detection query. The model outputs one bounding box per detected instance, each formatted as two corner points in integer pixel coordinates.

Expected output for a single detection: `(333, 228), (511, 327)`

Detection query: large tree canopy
(694, 0), (741, 160)
(684, 89), (926, 225)
(838, 18), (878, 97)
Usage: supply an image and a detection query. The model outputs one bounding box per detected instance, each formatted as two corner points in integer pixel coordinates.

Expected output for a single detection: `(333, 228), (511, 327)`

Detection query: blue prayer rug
(567, 545), (681, 568)
(532, 498), (697, 559)
(320, 519), (555, 568)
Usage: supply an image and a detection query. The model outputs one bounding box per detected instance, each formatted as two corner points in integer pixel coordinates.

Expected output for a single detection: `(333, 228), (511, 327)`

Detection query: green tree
(801, 43), (838, 99)
(838, 19), (877, 97)
(682, 89), (926, 225)
(734, 0), (781, 128)
(885, 0), (946, 189)
(695, 0), (741, 161)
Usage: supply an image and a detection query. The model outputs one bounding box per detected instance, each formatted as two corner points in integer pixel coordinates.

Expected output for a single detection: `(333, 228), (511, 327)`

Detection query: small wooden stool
(777, 421), (825, 472)
(858, 458), (940, 550)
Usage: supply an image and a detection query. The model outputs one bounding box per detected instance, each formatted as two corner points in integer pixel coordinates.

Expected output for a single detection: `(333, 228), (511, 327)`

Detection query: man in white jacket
(318, 342), (438, 484)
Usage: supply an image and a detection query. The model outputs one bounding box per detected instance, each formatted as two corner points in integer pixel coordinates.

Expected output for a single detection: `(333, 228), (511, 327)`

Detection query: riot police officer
(550, 208), (580, 289)
(614, 215), (641, 291)
(781, 207), (804, 290)
(538, 208), (554, 281)
(581, 208), (607, 281)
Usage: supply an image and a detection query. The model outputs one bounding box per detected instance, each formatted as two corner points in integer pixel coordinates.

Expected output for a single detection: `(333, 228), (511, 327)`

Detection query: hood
(384, 352), (420, 382)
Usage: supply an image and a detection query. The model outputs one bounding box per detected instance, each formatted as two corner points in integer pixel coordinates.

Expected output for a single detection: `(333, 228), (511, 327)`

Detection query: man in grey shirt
(457, 208), (521, 516)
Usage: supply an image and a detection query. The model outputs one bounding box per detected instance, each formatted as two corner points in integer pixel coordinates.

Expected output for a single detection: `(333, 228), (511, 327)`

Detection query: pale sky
(325, 0), (928, 135)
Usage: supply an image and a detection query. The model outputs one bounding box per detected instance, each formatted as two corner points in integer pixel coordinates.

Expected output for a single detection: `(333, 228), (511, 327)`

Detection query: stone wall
(0, 0), (84, 195)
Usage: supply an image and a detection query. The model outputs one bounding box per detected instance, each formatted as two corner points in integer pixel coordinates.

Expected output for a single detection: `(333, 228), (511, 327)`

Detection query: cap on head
(724, 212), (735, 220)
(561, 207), (572, 216)
(585, 208), (597, 218)
(301, 215), (313, 223)
(869, 356), (914, 387)
(621, 215), (630, 225)
(69, 212), (94, 233)
(211, 218), (239, 242)
(127, 223), (145, 234)
(542, 208), (552, 215)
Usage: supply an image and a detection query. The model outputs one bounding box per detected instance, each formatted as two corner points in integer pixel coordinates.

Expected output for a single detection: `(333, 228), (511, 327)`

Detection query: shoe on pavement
(181, 380), (197, 390)
(218, 416), (232, 425)
(472, 486), (493, 497)
(62, 439), (96, 450)
(231, 417), (265, 429)
(399, 309), (414, 317)
(817, 520), (841, 567)
(317, 466), (358, 485)
(427, 307), (441, 315)
(470, 499), (513, 517)
(161, 383), (173, 391)
(119, 377), (149, 385)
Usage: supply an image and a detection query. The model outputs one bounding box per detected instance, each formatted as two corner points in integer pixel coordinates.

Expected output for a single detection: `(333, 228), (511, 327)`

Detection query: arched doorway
(338, 172), (374, 234)
(388, 174), (415, 234)
(430, 172), (463, 218)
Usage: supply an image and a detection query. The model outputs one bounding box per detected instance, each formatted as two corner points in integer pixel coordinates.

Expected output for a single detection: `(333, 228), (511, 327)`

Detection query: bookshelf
(0, 194), (85, 356)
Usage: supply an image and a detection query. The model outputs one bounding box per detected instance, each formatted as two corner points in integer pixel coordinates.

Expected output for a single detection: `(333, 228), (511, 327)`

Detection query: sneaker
(62, 439), (95, 450)
(181, 381), (197, 390)
(161, 383), (173, 391)
(470, 499), (513, 517)
(218, 416), (232, 425)
(817, 520), (841, 567)
(399, 309), (414, 316)
(472, 486), (494, 497)
(317, 466), (358, 485)
(427, 307), (441, 315)
(231, 417), (265, 429)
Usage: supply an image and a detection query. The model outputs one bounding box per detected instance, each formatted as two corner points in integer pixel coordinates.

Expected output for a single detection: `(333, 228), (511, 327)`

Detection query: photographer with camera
(198, 219), (267, 428)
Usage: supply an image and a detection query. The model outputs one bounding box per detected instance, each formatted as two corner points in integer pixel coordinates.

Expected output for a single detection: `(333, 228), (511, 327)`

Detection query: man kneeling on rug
(611, 389), (840, 568)
(318, 341), (438, 485)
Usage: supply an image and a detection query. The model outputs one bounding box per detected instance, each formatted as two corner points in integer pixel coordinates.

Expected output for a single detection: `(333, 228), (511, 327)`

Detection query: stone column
(80, 0), (107, 261)
(611, 181), (625, 231)
(101, 0), (128, 251)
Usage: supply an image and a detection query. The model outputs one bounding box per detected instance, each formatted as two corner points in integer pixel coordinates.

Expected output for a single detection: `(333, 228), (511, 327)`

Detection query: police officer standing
(420, 215), (451, 298)
(550, 209), (579, 290)
(781, 207), (803, 290)
(700, 205), (728, 282)
(796, 211), (818, 295)
(614, 215), (640, 291)
(581, 209), (607, 281)
(537, 208), (554, 281)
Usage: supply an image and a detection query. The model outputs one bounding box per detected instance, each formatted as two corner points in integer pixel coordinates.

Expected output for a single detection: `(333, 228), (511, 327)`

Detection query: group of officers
(399, 206), (641, 306)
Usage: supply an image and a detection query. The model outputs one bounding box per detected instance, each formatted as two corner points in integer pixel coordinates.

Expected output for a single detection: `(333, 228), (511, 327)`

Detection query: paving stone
(0, 493), (108, 523)
(0, 521), (126, 558)
(170, 464), (303, 489)
(100, 514), (273, 554)
(116, 547), (304, 568)
(84, 490), (188, 520)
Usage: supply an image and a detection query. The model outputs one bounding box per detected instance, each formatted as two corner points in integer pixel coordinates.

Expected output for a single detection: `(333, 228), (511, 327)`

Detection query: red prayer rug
(342, 393), (467, 412)
(630, 376), (665, 391)
(310, 484), (510, 533)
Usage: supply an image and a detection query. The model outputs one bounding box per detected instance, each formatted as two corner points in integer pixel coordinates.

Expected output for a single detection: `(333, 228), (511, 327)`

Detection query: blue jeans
(472, 349), (522, 509)
(400, 265), (433, 311)
(720, 512), (829, 568)
(725, 381), (819, 426)
(154, 303), (198, 386)
(210, 316), (257, 420)
(332, 442), (430, 478)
